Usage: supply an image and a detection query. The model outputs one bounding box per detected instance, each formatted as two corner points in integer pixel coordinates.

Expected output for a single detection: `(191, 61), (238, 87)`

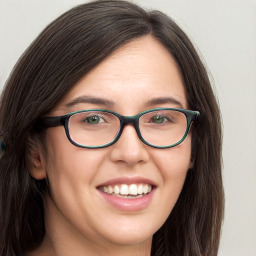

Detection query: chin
(98, 220), (159, 246)
(107, 232), (152, 246)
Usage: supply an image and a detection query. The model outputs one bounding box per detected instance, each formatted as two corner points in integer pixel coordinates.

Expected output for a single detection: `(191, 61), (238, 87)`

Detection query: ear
(28, 136), (47, 180)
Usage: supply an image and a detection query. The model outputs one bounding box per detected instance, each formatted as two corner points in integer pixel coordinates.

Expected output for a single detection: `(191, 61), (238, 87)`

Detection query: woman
(0, 0), (224, 255)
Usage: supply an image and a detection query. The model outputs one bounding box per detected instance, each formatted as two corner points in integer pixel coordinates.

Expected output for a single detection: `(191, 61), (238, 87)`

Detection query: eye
(84, 115), (105, 124)
(151, 115), (169, 124)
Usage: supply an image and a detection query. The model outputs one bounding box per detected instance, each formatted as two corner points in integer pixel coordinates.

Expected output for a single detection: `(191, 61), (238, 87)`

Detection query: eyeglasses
(38, 108), (200, 149)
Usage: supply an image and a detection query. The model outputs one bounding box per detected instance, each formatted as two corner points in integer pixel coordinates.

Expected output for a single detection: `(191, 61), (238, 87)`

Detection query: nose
(109, 124), (150, 166)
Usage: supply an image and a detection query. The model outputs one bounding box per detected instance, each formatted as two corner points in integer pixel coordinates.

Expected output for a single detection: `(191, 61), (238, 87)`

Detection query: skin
(29, 35), (192, 256)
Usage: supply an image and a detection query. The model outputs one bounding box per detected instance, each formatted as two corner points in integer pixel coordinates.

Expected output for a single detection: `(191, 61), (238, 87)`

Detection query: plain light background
(0, 0), (255, 255)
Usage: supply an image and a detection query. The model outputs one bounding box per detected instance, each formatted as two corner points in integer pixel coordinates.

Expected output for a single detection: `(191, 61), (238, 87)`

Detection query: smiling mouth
(98, 184), (153, 198)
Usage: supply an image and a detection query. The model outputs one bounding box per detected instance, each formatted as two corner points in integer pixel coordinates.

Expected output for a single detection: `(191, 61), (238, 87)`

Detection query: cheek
(43, 129), (109, 223)
(151, 137), (191, 213)
(43, 129), (87, 197)
(45, 127), (104, 174)
(43, 128), (110, 203)
(153, 136), (191, 177)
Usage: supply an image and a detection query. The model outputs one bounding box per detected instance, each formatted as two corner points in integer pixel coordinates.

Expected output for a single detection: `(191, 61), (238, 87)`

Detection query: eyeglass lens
(139, 110), (187, 147)
(68, 110), (187, 147)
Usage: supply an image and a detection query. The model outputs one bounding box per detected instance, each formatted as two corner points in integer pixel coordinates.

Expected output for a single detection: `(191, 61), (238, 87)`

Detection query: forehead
(53, 35), (187, 114)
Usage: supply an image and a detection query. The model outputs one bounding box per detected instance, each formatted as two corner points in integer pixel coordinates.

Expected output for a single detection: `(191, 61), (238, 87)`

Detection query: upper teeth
(100, 184), (152, 196)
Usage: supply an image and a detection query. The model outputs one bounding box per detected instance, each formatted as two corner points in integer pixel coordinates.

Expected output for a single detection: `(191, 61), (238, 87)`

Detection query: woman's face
(34, 36), (191, 250)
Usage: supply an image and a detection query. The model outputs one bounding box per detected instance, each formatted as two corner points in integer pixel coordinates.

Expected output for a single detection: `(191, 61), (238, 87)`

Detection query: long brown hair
(0, 1), (224, 255)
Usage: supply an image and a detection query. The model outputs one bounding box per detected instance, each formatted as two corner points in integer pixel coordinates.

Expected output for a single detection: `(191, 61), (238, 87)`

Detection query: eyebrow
(65, 95), (184, 110)
(145, 97), (184, 108)
(65, 96), (115, 109)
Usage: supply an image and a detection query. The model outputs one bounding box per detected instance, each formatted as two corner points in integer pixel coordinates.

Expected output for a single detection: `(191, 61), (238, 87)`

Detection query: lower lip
(98, 188), (155, 212)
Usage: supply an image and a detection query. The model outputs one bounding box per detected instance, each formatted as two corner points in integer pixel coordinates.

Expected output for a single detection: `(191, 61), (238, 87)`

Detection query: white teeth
(129, 184), (137, 195)
(143, 184), (149, 194)
(108, 185), (113, 194)
(100, 184), (153, 196)
(114, 185), (119, 195)
(120, 184), (129, 195)
(137, 184), (143, 195)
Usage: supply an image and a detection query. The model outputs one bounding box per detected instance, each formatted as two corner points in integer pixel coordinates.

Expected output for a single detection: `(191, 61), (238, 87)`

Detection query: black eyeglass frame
(38, 108), (200, 149)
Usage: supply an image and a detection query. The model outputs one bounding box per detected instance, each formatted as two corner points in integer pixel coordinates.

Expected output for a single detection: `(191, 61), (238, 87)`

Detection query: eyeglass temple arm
(192, 111), (200, 121)
(39, 116), (66, 128)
